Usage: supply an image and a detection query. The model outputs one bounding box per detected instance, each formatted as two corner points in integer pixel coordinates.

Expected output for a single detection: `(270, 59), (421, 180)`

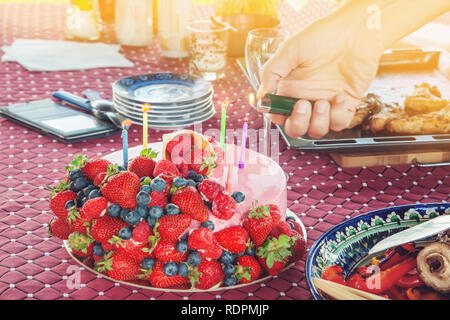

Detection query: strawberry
(268, 204), (282, 222)
(270, 220), (293, 238)
(243, 205), (273, 246)
(90, 215), (128, 243)
(256, 234), (296, 276)
(153, 159), (180, 177)
(80, 197), (108, 221)
(100, 170), (141, 209)
(70, 213), (91, 234)
(188, 227), (222, 259)
(154, 213), (192, 243)
(132, 220), (153, 244)
(93, 171), (107, 187)
(171, 186), (209, 222)
(184, 149), (217, 176)
(214, 226), (249, 254)
(82, 158), (113, 181)
(197, 179), (224, 202)
(154, 241), (188, 263)
(109, 237), (151, 264)
(128, 148), (158, 178)
(68, 232), (95, 257)
(235, 255), (261, 284)
(96, 251), (141, 281)
(47, 182), (77, 220)
(148, 190), (168, 209)
(211, 191), (237, 220)
(289, 229), (306, 263)
(47, 217), (73, 240)
(149, 261), (189, 288)
(190, 259), (224, 290)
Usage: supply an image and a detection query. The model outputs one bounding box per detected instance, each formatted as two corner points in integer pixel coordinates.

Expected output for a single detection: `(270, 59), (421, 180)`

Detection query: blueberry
(83, 185), (97, 196)
(173, 176), (186, 188)
(140, 184), (151, 193)
(178, 262), (189, 277)
(176, 240), (188, 253)
(80, 196), (89, 207)
(108, 204), (121, 217)
(194, 175), (204, 183)
(220, 251), (235, 264)
(231, 191), (245, 203)
(150, 178), (166, 192)
(187, 170), (197, 180)
(93, 243), (104, 256)
(163, 262), (178, 277)
(88, 189), (102, 199)
(120, 208), (130, 221)
(147, 216), (157, 227)
(222, 263), (236, 276)
(68, 169), (83, 181)
(65, 200), (75, 210)
(118, 227), (132, 240)
(142, 257), (155, 269)
(245, 245), (256, 256)
(187, 251), (202, 266)
(287, 221), (295, 230)
(149, 206), (164, 219)
(201, 220), (214, 231)
(136, 191), (151, 206)
(223, 276), (237, 287)
(186, 179), (196, 187)
(135, 205), (149, 219)
(165, 203), (180, 215)
(124, 210), (141, 226)
(74, 177), (89, 192)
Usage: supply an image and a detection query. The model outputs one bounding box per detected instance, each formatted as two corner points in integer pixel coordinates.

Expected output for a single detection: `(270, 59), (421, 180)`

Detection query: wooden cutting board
(330, 149), (450, 168)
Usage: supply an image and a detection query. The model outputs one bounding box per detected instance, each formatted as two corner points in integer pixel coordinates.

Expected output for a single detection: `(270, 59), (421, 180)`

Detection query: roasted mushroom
(417, 242), (450, 294)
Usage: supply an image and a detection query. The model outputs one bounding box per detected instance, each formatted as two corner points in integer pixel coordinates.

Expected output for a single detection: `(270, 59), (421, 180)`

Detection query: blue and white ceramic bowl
(305, 202), (450, 300)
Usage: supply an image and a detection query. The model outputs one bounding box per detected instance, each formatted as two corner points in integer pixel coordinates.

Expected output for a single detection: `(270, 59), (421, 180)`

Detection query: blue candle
(121, 119), (132, 169)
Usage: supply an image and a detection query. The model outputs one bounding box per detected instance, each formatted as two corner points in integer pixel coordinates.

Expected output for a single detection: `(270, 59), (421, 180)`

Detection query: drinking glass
(187, 19), (229, 81)
(245, 27), (288, 155)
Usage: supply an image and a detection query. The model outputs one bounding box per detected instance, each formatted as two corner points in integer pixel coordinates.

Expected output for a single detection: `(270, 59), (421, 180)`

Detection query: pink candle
(238, 117), (248, 169)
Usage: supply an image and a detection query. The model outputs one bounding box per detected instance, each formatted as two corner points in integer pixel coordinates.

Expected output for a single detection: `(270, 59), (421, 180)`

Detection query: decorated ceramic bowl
(305, 202), (450, 300)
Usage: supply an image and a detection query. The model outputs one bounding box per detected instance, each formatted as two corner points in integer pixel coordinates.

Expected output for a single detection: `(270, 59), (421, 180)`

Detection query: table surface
(0, 1), (449, 300)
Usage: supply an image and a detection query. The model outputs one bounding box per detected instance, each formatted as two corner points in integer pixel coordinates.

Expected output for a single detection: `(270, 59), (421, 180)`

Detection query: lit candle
(220, 99), (229, 150)
(238, 116), (248, 169)
(121, 119), (132, 169)
(142, 103), (150, 150)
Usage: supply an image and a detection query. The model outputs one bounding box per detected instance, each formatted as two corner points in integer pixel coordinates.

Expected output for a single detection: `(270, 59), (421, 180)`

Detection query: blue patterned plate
(113, 73), (213, 105)
(305, 202), (450, 300)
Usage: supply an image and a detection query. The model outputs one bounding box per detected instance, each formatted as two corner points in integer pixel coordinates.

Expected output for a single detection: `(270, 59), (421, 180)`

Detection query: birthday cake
(46, 130), (305, 290)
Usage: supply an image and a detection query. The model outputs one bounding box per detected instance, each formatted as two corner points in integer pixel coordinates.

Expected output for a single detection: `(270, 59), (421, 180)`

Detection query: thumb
(257, 39), (300, 98)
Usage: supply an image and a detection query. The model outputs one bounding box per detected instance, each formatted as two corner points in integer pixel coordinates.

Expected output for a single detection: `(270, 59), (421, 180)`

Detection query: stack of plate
(112, 73), (215, 130)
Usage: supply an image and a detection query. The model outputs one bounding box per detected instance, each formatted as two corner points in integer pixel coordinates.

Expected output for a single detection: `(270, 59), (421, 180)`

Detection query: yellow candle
(142, 104), (150, 149)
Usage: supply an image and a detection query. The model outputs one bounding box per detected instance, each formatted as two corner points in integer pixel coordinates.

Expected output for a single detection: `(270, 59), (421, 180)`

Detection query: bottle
(158, 0), (193, 58)
(115, 0), (154, 47)
(65, 0), (100, 41)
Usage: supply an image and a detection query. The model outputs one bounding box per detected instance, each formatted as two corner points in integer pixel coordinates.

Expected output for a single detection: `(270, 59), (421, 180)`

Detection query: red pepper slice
(380, 243), (415, 270)
(321, 265), (345, 285)
(396, 273), (424, 288)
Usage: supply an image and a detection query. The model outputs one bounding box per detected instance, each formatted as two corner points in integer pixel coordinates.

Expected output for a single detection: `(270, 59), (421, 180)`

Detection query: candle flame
(248, 92), (256, 106)
(142, 104), (151, 112)
(222, 99), (229, 109)
(244, 116), (249, 122)
(122, 119), (132, 130)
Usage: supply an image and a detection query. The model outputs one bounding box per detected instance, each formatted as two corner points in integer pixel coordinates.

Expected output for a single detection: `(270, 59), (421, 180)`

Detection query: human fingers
(329, 93), (359, 132)
(283, 100), (312, 138)
(268, 114), (287, 126)
(308, 100), (331, 139)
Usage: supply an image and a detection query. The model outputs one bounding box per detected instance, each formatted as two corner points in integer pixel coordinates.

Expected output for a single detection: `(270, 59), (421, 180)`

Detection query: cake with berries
(46, 130), (306, 290)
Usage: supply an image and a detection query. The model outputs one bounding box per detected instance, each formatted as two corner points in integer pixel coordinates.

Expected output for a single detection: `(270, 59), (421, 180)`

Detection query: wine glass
(245, 27), (288, 155)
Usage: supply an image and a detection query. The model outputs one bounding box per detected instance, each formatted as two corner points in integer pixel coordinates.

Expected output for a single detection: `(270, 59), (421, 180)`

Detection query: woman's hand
(258, 5), (385, 139)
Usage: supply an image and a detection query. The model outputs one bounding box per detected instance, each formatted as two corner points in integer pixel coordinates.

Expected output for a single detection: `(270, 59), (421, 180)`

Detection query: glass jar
(65, 0), (100, 41)
(115, 0), (154, 47)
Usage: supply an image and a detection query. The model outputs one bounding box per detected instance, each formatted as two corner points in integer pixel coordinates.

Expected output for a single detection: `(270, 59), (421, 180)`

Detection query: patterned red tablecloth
(0, 2), (449, 300)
